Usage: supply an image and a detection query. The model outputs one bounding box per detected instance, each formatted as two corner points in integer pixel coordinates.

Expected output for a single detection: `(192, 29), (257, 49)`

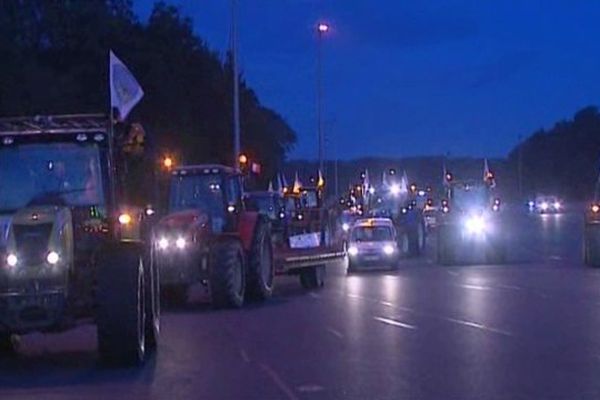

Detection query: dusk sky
(135, 1), (600, 160)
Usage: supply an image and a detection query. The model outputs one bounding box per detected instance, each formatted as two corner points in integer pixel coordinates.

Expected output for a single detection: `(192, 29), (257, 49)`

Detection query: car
(0, 114), (159, 365)
(347, 218), (401, 272)
(533, 195), (563, 214)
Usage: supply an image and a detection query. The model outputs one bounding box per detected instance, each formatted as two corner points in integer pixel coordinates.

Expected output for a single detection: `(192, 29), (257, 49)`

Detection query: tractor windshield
(245, 195), (276, 218)
(301, 190), (319, 208)
(0, 142), (105, 212)
(169, 174), (224, 216)
(451, 185), (488, 210)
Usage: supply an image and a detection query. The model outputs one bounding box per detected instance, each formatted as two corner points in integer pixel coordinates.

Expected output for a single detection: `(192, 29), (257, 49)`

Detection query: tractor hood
(157, 209), (209, 234)
(1, 205), (73, 269)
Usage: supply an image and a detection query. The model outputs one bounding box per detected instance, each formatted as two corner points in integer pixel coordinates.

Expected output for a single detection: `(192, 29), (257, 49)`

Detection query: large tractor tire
(96, 243), (148, 366)
(584, 225), (600, 267)
(209, 239), (245, 308)
(437, 225), (457, 265)
(300, 265), (325, 289)
(0, 333), (16, 356)
(246, 217), (275, 301)
(407, 218), (426, 257)
(144, 250), (160, 349)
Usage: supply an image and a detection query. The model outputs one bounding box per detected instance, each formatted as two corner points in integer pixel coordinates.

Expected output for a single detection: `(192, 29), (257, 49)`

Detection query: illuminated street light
(163, 156), (173, 169)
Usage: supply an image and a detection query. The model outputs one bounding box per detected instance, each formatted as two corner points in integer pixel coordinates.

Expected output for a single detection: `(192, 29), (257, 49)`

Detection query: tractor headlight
(6, 253), (17, 267)
(157, 237), (169, 250)
(464, 215), (487, 235)
(175, 237), (187, 250)
(383, 245), (395, 255)
(540, 202), (549, 211)
(553, 201), (561, 210)
(46, 251), (60, 265)
(348, 246), (359, 256)
(342, 223), (350, 232)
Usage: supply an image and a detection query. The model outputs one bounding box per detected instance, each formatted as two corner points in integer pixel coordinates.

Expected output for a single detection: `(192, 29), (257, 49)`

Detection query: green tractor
(0, 115), (159, 366)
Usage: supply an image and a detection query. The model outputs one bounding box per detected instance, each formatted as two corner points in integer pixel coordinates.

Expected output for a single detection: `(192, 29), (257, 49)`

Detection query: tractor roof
(172, 164), (239, 176)
(0, 114), (107, 136)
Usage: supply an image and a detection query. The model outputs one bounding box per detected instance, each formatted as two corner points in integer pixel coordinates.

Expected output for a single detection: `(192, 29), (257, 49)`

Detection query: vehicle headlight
(383, 245), (395, 255)
(6, 253), (17, 267)
(175, 237), (187, 250)
(342, 223), (350, 232)
(46, 251), (60, 265)
(464, 215), (487, 235)
(348, 246), (359, 256)
(390, 184), (401, 196)
(553, 201), (561, 210)
(157, 237), (169, 250)
(540, 202), (549, 211)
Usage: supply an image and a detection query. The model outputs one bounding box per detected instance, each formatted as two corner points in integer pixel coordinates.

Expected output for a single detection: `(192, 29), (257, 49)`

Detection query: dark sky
(134, 1), (600, 160)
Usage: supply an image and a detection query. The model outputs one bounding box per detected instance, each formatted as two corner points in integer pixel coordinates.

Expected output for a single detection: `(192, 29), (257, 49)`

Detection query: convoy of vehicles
(0, 115), (159, 365)
(347, 218), (401, 272)
(531, 195), (563, 214)
(436, 169), (506, 265)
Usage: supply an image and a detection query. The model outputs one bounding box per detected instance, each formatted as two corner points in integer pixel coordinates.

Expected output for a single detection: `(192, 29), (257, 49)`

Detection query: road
(2, 206), (600, 399)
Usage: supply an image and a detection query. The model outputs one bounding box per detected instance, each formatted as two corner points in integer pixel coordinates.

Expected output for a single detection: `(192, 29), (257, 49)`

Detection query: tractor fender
(238, 211), (259, 251)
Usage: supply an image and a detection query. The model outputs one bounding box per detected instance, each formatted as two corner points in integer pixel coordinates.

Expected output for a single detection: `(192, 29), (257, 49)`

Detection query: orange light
(239, 154), (248, 165)
(163, 156), (173, 169)
(118, 213), (132, 225)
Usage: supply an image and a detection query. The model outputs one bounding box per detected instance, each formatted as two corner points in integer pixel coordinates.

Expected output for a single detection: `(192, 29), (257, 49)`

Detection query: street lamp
(316, 21), (329, 177)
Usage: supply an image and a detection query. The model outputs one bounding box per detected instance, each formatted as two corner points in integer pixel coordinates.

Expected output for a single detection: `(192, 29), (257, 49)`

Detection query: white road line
(309, 292), (321, 299)
(296, 384), (324, 393)
(444, 317), (513, 337)
(379, 301), (394, 307)
(446, 270), (459, 276)
(374, 316), (417, 330)
(326, 327), (344, 339)
(459, 284), (491, 291)
(347, 293), (366, 299)
(239, 349), (250, 363)
(260, 363), (300, 400)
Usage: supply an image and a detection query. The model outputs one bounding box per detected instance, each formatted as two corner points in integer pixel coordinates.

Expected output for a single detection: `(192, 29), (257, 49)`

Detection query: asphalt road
(2, 206), (600, 399)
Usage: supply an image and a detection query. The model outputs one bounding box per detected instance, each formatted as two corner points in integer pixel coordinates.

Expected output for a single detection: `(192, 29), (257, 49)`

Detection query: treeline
(0, 0), (296, 183)
(507, 106), (600, 200)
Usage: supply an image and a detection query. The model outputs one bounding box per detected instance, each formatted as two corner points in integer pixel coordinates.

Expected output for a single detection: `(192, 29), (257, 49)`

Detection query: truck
(0, 114), (159, 365)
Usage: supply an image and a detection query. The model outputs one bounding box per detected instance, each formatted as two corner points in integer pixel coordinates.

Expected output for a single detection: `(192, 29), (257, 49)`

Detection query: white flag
(109, 50), (144, 121)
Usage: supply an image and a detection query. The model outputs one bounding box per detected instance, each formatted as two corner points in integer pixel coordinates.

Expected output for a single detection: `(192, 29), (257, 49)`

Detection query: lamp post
(316, 22), (329, 176)
(231, 0), (241, 169)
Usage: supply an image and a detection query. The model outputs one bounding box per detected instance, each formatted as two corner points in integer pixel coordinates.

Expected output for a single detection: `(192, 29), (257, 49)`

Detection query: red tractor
(154, 165), (273, 308)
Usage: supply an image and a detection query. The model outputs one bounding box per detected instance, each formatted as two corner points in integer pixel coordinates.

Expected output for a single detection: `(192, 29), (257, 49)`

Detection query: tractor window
(0, 142), (105, 212)
(245, 196), (276, 219)
(225, 177), (242, 206)
(301, 191), (319, 208)
(169, 175), (224, 216)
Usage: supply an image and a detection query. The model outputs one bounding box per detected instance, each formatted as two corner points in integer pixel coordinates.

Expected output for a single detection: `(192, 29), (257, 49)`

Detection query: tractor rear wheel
(246, 217), (274, 301)
(209, 239), (245, 308)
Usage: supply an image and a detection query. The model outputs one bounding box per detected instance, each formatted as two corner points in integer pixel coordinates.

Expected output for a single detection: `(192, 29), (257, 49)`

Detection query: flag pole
(231, 0), (241, 169)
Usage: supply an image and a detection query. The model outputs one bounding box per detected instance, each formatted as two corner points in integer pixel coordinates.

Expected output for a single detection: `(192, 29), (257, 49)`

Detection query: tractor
(0, 114), (159, 366)
(154, 165), (273, 307)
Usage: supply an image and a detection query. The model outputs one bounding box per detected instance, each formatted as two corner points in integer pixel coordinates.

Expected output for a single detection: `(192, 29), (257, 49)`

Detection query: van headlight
(175, 237), (187, 250)
(383, 245), (395, 255)
(342, 223), (350, 232)
(348, 246), (359, 256)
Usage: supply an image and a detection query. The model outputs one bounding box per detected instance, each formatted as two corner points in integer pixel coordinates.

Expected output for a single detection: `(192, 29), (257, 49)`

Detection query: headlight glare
(6, 253), (17, 267)
(46, 251), (60, 265)
(348, 246), (359, 256)
(175, 237), (187, 250)
(342, 223), (350, 232)
(465, 215), (486, 235)
(158, 237), (169, 250)
(383, 245), (395, 255)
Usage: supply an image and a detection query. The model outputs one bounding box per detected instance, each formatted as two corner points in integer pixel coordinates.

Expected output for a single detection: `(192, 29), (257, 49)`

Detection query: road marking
(374, 316), (417, 330)
(326, 327), (344, 339)
(347, 293), (366, 300)
(549, 255), (563, 261)
(309, 292), (321, 299)
(260, 363), (299, 400)
(444, 317), (512, 337)
(239, 349), (250, 363)
(296, 384), (324, 393)
(446, 270), (459, 276)
(496, 284), (522, 290)
(459, 284), (491, 291)
(379, 301), (394, 307)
